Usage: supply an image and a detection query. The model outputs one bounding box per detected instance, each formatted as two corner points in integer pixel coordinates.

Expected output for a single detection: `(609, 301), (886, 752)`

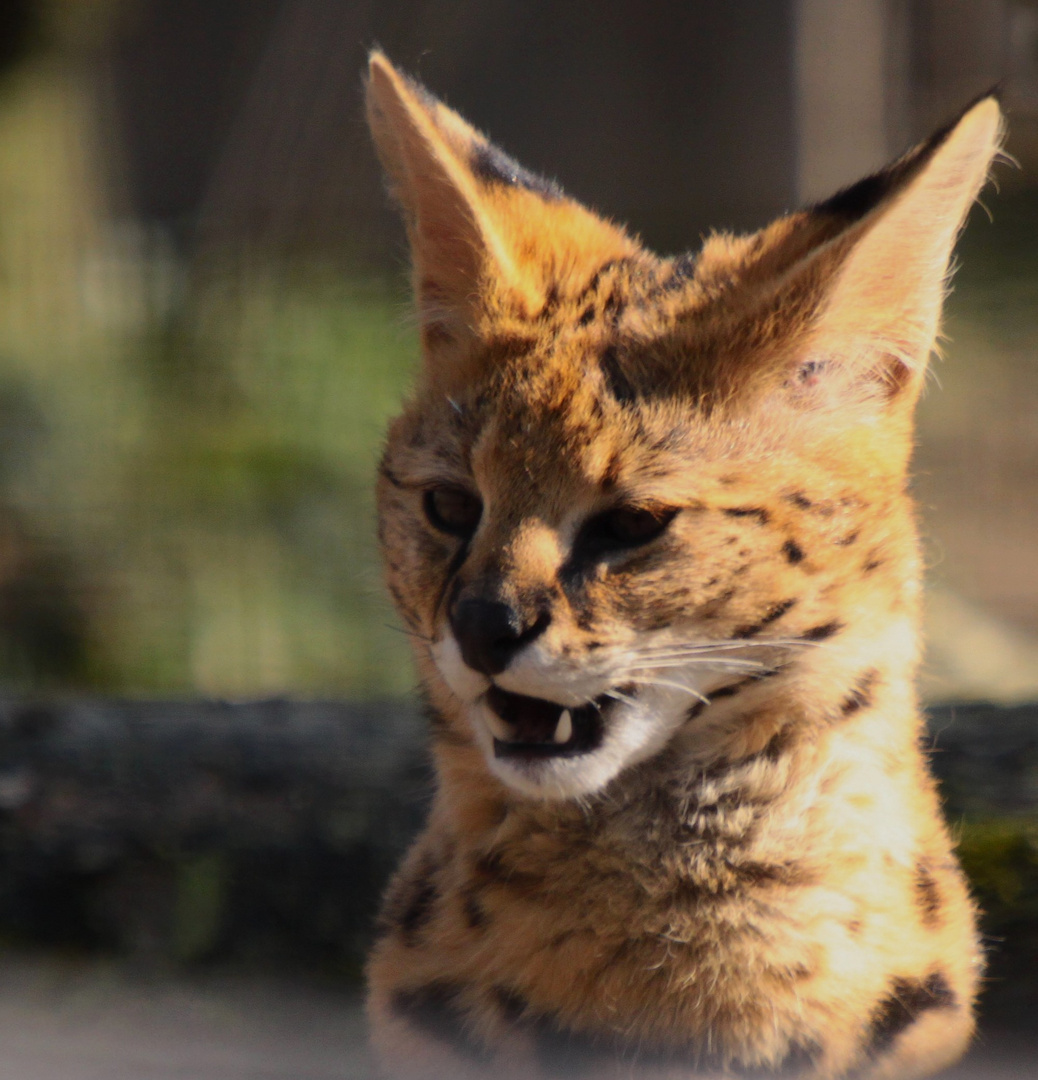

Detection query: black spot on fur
(839, 669), (879, 717)
(599, 345), (636, 405)
(735, 859), (814, 888)
(836, 529), (860, 547)
(470, 141), (562, 199)
(661, 251), (698, 291)
(700, 585), (737, 620)
(391, 982), (490, 1062)
(724, 506), (771, 525)
(461, 886), (489, 931)
(493, 985), (528, 1024)
(863, 555), (884, 574)
(733, 598), (798, 639)
(577, 304), (595, 326)
(709, 679), (752, 701)
(686, 700), (707, 722)
(602, 288), (627, 322)
(801, 621), (843, 641)
(532, 1017), (611, 1075)
(785, 491), (813, 510)
(782, 539), (805, 564)
(914, 862), (943, 927)
(866, 972), (958, 1058)
(474, 849), (508, 881)
(382, 854), (440, 946)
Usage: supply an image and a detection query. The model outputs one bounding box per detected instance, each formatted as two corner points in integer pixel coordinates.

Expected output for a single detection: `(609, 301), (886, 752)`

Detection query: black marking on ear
(724, 506), (771, 525)
(866, 972), (957, 1058)
(839, 668), (879, 717)
(811, 90), (996, 225)
(391, 982), (490, 1062)
(599, 345), (637, 404)
(801, 621), (843, 641)
(782, 539), (805, 564)
(470, 141), (563, 199)
(733, 598), (797, 639)
(914, 862), (943, 927)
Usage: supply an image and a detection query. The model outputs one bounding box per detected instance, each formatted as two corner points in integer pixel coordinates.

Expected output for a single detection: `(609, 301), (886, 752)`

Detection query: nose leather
(449, 596), (550, 676)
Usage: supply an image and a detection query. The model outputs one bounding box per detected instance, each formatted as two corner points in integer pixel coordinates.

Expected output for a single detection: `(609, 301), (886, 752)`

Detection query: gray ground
(0, 954), (372, 1080)
(0, 954), (1030, 1080)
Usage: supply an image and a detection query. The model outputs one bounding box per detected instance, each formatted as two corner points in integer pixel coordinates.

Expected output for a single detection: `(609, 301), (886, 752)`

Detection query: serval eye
(424, 487), (482, 537)
(581, 505), (678, 555)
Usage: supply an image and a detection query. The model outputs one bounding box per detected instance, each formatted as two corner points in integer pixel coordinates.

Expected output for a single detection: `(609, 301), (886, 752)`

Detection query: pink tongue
(486, 689), (562, 742)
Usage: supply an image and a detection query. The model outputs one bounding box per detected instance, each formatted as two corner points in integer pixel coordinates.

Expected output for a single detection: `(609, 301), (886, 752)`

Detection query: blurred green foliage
(957, 817), (1038, 1023)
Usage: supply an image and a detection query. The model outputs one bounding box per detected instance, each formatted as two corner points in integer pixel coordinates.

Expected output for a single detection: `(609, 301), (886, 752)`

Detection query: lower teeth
(554, 709), (573, 744)
(484, 709), (513, 741)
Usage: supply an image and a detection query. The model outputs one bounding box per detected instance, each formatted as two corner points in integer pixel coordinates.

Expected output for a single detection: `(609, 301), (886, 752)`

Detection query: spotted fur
(365, 52), (1000, 1080)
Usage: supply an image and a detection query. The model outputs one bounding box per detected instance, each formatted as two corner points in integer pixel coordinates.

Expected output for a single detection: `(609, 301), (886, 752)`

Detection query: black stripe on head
(724, 506), (771, 525)
(599, 345), (637, 405)
(470, 141), (563, 200)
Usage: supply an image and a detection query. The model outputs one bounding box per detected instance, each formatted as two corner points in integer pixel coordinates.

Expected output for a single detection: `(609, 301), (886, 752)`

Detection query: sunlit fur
(365, 52), (1002, 1080)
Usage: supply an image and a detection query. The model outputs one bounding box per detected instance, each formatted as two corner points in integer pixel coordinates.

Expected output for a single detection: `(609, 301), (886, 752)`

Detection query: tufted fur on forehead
(366, 53), (1001, 464)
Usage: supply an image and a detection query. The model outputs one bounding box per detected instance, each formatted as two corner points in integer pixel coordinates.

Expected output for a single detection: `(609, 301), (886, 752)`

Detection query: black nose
(449, 596), (550, 676)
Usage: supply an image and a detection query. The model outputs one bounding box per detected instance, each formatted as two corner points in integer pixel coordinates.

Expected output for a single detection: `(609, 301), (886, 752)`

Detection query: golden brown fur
(364, 53), (1002, 1079)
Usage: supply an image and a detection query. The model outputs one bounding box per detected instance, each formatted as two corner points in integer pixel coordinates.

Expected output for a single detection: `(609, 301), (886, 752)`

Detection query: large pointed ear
(365, 52), (637, 358)
(795, 93), (1002, 408)
(706, 94), (1003, 420)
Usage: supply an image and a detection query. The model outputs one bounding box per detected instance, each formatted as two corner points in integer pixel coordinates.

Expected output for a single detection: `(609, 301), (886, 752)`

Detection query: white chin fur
(431, 631), (710, 801)
(471, 684), (700, 801)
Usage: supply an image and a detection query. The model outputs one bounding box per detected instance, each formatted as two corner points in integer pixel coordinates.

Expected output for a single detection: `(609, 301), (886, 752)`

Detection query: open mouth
(483, 686), (610, 760)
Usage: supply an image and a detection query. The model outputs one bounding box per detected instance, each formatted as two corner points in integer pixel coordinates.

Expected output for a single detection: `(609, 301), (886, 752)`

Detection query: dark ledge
(0, 696), (1031, 1029)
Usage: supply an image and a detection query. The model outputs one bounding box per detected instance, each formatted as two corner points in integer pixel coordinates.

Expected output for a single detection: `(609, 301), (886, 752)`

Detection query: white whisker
(623, 676), (710, 703)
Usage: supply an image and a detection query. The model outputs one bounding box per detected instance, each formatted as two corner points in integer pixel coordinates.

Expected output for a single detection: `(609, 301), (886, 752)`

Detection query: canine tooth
(484, 710), (513, 741)
(554, 709), (573, 744)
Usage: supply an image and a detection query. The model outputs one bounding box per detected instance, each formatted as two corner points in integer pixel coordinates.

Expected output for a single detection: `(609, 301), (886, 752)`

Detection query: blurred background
(0, 0), (1033, 704)
(0, 2), (1031, 1076)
